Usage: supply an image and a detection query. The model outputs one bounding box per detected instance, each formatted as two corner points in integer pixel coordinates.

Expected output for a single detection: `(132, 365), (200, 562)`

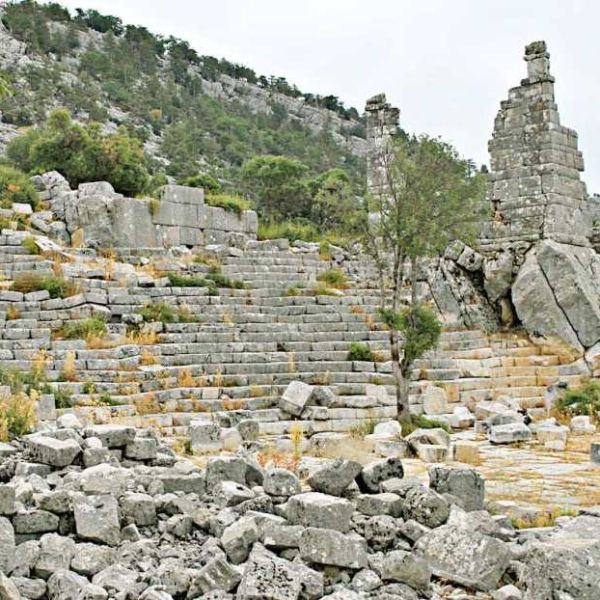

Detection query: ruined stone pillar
(481, 41), (589, 249)
(365, 93), (401, 200)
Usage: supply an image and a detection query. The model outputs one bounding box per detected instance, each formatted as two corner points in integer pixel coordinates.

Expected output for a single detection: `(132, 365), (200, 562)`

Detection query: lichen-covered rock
(414, 523), (511, 591)
(429, 465), (485, 511)
(263, 468), (301, 497)
(73, 494), (120, 546)
(356, 458), (404, 493)
(402, 486), (450, 529)
(286, 492), (353, 532)
(26, 436), (81, 467)
(299, 527), (368, 569)
(306, 458), (362, 496)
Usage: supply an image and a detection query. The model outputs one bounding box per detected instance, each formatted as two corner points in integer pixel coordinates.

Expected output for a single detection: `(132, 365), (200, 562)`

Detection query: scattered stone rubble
(1, 420), (599, 599)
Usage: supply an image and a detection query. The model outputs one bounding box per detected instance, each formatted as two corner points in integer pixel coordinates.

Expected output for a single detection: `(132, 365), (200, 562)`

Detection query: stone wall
(34, 173), (258, 249)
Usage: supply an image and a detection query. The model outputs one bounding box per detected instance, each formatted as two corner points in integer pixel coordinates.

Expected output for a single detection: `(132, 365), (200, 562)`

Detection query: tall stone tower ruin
(365, 93), (401, 199)
(364, 42), (600, 356)
(481, 41), (590, 249)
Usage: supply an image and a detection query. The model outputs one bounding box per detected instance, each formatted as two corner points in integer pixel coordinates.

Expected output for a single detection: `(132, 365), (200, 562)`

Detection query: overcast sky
(60, 0), (600, 192)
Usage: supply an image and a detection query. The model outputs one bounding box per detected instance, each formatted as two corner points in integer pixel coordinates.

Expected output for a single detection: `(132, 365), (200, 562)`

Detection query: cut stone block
(279, 380), (313, 416)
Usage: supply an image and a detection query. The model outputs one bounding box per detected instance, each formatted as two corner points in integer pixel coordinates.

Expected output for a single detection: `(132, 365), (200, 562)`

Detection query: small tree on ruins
(362, 134), (485, 419)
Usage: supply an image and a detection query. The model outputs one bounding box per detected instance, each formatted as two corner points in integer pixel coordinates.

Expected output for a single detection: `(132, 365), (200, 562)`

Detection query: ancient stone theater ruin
(0, 35), (599, 600)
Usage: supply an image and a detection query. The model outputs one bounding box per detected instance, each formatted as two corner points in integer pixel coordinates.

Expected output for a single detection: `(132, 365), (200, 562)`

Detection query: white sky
(60, 0), (600, 192)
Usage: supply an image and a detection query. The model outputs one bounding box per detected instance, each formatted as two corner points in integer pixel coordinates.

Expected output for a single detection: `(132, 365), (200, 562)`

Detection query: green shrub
(347, 342), (375, 362)
(400, 414), (451, 435)
(205, 193), (251, 215)
(7, 109), (149, 196)
(21, 236), (39, 255)
(58, 317), (107, 340)
(285, 286), (300, 297)
(0, 165), (38, 208)
(53, 387), (73, 409)
(167, 273), (211, 288)
(348, 418), (377, 438)
(98, 392), (120, 406)
(555, 380), (600, 418)
(11, 272), (78, 298)
(318, 241), (332, 261)
(317, 268), (348, 289)
(140, 302), (176, 324)
(0, 392), (36, 440)
(206, 271), (245, 289)
(258, 220), (320, 242)
(167, 271), (243, 291)
(380, 304), (442, 365)
(181, 173), (221, 192)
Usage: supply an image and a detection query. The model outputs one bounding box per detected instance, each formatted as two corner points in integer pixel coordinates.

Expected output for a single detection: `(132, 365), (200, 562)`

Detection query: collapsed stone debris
(0, 421), (598, 599)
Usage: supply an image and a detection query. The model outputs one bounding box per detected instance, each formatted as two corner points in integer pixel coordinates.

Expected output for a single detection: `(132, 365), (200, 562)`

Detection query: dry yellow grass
(213, 369), (224, 388)
(134, 394), (160, 415)
(288, 352), (297, 374)
(62, 351), (77, 382)
(140, 349), (158, 366)
(222, 398), (245, 411)
(349, 304), (365, 316)
(6, 304), (21, 320)
(126, 330), (159, 345)
(177, 369), (196, 388)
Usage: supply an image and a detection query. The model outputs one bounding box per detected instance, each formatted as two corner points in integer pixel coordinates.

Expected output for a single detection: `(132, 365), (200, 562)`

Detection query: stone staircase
(0, 234), (589, 444)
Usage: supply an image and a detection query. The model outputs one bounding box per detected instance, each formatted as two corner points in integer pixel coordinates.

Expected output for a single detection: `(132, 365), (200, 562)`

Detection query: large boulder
(536, 240), (600, 348)
(402, 486), (450, 528)
(299, 527), (368, 569)
(414, 523), (510, 591)
(356, 457), (404, 493)
(512, 248), (583, 352)
(0, 516), (15, 574)
(237, 545), (304, 600)
(518, 516), (600, 600)
(73, 494), (120, 546)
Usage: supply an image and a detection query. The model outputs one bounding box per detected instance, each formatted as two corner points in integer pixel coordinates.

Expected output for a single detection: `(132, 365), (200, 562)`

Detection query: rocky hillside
(0, 1), (367, 187)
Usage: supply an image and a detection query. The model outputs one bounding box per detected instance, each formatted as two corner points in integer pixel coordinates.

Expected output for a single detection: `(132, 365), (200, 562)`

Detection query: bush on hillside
(0, 165), (38, 208)
(347, 342), (376, 362)
(317, 268), (348, 289)
(7, 109), (150, 196)
(181, 173), (222, 193)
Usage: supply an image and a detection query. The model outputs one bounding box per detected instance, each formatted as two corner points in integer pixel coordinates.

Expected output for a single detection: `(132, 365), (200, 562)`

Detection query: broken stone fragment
(299, 527), (368, 569)
(26, 435), (81, 467)
(306, 458), (362, 496)
(489, 422), (532, 444)
(73, 494), (120, 546)
(286, 492), (354, 532)
(279, 380), (313, 416)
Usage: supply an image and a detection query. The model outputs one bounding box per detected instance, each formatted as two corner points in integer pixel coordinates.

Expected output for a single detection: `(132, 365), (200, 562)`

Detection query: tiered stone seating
(0, 237), (587, 443)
